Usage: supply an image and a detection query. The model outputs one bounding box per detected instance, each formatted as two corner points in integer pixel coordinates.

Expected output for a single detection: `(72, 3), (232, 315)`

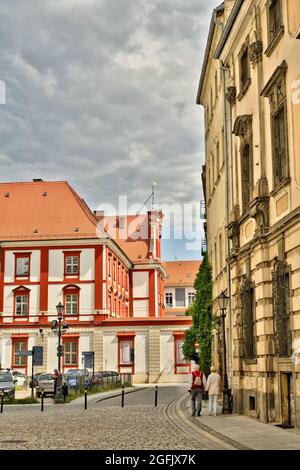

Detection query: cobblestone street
(0, 386), (229, 450)
(2, 386), (300, 450)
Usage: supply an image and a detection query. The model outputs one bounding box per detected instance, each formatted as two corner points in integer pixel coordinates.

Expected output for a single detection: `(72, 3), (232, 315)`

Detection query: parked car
(36, 373), (55, 397)
(0, 370), (16, 399)
(94, 371), (119, 385)
(64, 369), (92, 388)
(29, 373), (44, 389)
(11, 370), (27, 387)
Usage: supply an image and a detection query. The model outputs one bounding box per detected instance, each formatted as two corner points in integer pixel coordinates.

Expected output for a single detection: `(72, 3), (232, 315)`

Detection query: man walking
(188, 363), (206, 417)
(205, 366), (221, 416)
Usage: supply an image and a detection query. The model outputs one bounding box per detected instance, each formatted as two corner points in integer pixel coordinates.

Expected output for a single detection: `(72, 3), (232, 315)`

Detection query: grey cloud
(0, 0), (219, 256)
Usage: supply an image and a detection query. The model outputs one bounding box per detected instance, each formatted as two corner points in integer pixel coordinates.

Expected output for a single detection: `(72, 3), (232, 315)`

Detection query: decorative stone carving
(226, 86), (237, 104)
(232, 115), (252, 140)
(249, 177), (270, 236)
(261, 61), (288, 114)
(249, 198), (270, 236)
(228, 221), (240, 254)
(249, 40), (263, 67)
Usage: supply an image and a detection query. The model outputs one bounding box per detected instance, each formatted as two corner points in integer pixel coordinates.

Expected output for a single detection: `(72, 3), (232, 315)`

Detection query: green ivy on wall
(182, 252), (213, 377)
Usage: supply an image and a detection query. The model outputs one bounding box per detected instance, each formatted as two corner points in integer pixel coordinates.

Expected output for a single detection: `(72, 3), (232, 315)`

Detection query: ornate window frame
(262, 61), (290, 193)
(233, 115), (253, 213)
(239, 276), (256, 360)
(265, 0), (285, 57)
(272, 258), (292, 358)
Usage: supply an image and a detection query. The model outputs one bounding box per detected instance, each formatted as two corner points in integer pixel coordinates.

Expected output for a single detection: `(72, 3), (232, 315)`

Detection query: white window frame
(65, 294), (79, 316)
(16, 257), (30, 277)
(120, 340), (133, 364)
(15, 295), (29, 316)
(64, 341), (77, 365)
(65, 256), (79, 275)
(188, 292), (196, 306)
(165, 292), (173, 307)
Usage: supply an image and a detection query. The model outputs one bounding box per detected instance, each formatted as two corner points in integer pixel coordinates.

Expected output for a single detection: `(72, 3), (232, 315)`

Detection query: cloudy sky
(0, 0), (220, 260)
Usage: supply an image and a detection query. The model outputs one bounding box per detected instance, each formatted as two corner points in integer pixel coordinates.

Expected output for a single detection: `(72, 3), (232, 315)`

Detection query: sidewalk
(179, 394), (300, 450)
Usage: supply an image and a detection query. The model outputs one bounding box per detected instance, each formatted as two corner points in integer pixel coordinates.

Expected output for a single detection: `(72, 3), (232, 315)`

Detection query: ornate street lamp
(51, 302), (68, 402)
(217, 291), (232, 414)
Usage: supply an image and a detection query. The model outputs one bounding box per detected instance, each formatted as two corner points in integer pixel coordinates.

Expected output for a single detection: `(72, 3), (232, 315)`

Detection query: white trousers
(208, 394), (218, 414)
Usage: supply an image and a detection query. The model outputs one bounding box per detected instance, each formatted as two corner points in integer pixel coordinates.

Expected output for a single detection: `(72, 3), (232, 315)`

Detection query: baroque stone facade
(197, 0), (300, 428)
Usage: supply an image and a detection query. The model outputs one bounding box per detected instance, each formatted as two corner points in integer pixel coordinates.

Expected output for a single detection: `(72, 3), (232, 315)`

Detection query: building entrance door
(281, 373), (295, 428)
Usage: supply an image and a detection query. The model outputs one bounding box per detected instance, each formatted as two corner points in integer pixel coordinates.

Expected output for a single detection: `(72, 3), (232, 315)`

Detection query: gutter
(214, 0), (244, 59)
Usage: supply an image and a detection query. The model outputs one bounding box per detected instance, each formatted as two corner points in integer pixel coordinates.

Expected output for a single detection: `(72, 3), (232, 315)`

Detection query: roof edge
(214, 0), (244, 59)
(196, 2), (224, 105)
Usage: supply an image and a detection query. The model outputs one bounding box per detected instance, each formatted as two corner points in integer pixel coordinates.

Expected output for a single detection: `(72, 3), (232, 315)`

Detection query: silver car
(36, 373), (55, 397)
(0, 371), (16, 399)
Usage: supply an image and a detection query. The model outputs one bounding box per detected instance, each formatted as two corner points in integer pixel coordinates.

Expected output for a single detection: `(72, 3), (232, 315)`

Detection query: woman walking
(205, 366), (221, 416)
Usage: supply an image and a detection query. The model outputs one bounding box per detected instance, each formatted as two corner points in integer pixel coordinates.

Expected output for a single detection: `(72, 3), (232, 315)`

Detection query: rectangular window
(65, 294), (79, 316)
(120, 340), (134, 364)
(108, 257), (112, 277)
(65, 256), (79, 275)
(13, 340), (27, 367)
(15, 256), (30, 277)
(240, 47), (250, 94)
(108, 295), (111, 314)
(175, 288), (185, 307)
(64, 341), (78, 366)
(175, 339), (185, 364)
(273, 106), (287, 185)
(270, 0), (281, 39)
(113, 262), (116, 282)
(188, 292), (195, 306)
(165, 293), (173, 307)
(15, 295), (29, 316)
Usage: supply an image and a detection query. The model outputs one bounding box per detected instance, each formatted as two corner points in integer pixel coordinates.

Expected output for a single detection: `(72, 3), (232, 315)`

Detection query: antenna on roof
(136, 182), (158, 216)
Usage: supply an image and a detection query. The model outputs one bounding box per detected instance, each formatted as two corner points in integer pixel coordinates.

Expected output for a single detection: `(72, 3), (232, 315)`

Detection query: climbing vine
(183, 253), (213, 377)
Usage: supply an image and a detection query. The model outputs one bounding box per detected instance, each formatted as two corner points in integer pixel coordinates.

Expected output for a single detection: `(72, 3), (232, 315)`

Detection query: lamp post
(51, 302), (68, 402)
(217, 291), (232, 414)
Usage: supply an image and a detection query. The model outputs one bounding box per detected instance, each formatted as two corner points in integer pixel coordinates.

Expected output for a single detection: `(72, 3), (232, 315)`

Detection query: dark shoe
(192, 412), (195, 417)
(197, 412), (201, 416)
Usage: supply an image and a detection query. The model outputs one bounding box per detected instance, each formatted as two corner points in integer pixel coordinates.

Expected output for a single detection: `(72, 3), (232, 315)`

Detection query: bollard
(121, 385), (125, 408)
(84, 389), (87, 410)
(41, 389), (44, 412)
(1, 392), (4, 413)
(155, 385), (158, 407)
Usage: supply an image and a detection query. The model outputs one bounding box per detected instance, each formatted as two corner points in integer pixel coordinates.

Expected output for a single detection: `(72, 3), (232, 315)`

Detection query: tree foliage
(183, 253), (213, 376)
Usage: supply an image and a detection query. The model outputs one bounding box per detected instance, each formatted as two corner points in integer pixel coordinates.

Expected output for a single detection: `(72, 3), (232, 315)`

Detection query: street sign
(33, 346), (43, 366)
(82, 351), (94, 369)
(17, 350), (32, 357)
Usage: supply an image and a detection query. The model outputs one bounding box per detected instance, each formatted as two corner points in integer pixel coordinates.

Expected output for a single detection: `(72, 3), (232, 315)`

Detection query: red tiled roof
(95, 214), (150, 263)
(163, 260), (200, 287)
(0, 181), (98, 241)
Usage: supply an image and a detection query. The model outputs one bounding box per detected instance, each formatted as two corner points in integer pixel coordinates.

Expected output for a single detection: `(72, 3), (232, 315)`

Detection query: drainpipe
(220, 60), (234, 392)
